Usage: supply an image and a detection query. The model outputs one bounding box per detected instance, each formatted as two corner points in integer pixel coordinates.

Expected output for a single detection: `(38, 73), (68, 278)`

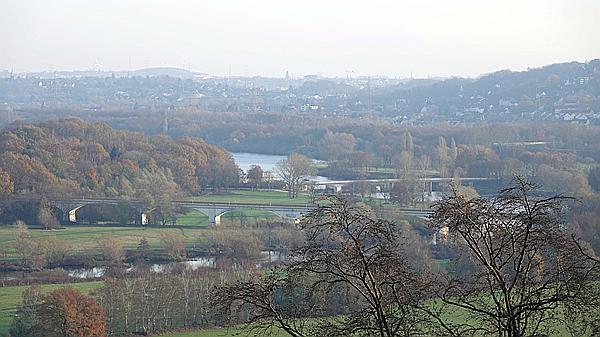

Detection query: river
(230, 152), (288, 172)
(231, 152), (330, 182)
(0, 251), (288, 281)
(66, 250), (287, 279)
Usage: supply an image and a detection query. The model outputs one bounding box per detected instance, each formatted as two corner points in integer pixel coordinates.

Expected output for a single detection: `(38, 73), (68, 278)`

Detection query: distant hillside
(378, 59), (600, 123)
(1, 59), (599, 126)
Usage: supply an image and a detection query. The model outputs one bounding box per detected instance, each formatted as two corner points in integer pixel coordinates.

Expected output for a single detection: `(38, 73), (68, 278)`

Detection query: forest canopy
(0, 118), (239, 198)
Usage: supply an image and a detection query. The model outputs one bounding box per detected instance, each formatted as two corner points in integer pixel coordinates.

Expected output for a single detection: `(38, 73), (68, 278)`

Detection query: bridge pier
(51, 199), (318, 226)
(134, 208), (149, 225)
(214, 211), (227, 226)
(54, 204), (85, 223)
(68, 208), (77, 222)
(191, 207), (233, 226)
(190, 206), (306, 226)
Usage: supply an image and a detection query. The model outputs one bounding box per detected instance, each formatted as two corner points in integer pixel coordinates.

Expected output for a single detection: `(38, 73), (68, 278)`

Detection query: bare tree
(292, 196), (430, 337)
(211, 196), (431, 337)
(38, 203), (59, 230)
(275, 153), (315, 199)
(13, 220), (32, 266)
(11, 221), (47, 269)
(136, 167), (183, 225)
(96, 268), (250, 335)
(247, 164), (264, 190)
(561, 237), (600, 336)
(160, 232), (186, 261)
(205, 229), (263, 269)
(10, 285), (43, 337)
(427, 177), (598, 337)
(40, 237), (71, 266)
(100, 235), (125, 266)
(211, 270), (316, 337)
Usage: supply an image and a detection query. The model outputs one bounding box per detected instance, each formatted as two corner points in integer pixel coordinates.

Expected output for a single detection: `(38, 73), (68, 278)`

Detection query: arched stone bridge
(51, 198), (316, 225)
(51, 198), (434, 226)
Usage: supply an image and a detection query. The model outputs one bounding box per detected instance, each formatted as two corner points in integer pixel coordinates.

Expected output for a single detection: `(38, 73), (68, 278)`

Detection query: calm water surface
(230, 152), (288, 172)
(231, 152), (329, 182)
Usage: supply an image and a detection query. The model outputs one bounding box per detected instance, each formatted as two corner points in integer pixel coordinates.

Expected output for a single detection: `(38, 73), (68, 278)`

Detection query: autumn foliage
(35, 287), (106, 337)
(0, 118), (238, 198)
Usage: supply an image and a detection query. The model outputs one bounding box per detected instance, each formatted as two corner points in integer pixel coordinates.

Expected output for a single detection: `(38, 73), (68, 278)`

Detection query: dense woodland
(0, 118), (238, 195)
(0, 119), (238, 225)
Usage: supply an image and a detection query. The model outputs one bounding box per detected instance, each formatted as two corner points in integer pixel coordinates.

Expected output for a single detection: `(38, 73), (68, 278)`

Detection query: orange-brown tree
(34, 287), (106, 337)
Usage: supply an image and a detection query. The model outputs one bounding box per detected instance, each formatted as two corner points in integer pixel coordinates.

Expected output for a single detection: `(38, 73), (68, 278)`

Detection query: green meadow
(0, 224), (208, 259)
(0, 281), (104, 336)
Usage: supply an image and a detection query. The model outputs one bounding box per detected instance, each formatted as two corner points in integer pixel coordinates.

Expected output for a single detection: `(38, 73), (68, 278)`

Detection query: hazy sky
(1, 0), (599, 78)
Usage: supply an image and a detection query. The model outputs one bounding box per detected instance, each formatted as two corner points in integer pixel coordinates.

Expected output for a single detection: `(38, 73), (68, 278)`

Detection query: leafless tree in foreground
(211, 196), (432, 337)
(211, 269), (318, 337)
(292, 196), (431, 337)
(427, 177), (599, 337)
(561, 236), (600, 336)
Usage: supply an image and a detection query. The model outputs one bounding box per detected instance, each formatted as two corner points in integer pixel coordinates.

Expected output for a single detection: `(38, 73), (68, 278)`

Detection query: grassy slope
(0, 281), (103, 336)
(175, 210), (210, 226)
(161, 317), (571, 337)
(158, 327), (246, 337)
(160, 326), (288, 337)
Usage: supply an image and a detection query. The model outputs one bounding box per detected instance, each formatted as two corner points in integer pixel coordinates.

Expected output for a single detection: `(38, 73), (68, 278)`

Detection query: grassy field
(0, 193), (300, 259)
(159, 314), (572, 337)
(0, 190), (307, 258)
(218, 209), (281, 227)
(0, 224), (209, 258)
(190, 189), (311, 205)
(175, 210), (210, 226)
(0, 281), (103, 335)
(159, 326), (287, 337)
(0, 281), (575, 337)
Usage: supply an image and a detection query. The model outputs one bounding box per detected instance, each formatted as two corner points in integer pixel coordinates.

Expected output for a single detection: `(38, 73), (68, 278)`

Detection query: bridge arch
(50, 199), (317, 226)
(187, 206), (308, 226)
(50, 201), (147, 225)
(188, 206), (234, 226)
(214, 209), (299, 226)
